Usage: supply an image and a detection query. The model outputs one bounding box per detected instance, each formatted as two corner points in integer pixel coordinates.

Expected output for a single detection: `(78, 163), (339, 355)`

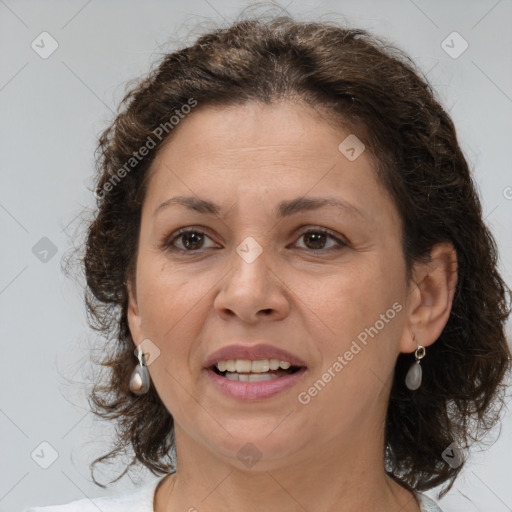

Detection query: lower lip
(204, 367), (308, 400)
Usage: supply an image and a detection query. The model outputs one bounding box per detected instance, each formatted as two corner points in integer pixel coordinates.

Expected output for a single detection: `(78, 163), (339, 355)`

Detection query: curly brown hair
(80, 10), (511, 499)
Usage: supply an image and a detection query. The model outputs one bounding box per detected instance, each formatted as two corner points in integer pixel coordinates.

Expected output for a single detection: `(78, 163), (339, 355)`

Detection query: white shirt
(24, 475), (444, 511)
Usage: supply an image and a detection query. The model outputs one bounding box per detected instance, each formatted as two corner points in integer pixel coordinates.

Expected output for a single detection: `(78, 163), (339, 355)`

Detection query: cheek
(298, 275), (403, 429)
(304, 261), (404, 376)
(135, 261), (210, 415)
(134, 257), (207, 377)
(302, 263), (386, 333)
(136, 255), (208, 333)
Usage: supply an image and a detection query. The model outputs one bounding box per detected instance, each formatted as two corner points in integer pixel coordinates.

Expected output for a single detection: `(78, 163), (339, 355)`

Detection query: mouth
(203, 343), (308, 399)
(210, 359), (304, 382)
(205, 363), (307, 401)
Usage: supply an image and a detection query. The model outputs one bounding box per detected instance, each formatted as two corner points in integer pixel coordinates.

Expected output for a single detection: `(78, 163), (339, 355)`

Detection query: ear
(399, 242), (458, 354)
(127, 278), (143, 345)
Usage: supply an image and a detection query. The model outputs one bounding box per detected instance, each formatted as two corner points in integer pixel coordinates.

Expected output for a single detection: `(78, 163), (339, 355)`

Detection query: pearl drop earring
(129, 345), (150, 395)
(405, 341), (425, 391)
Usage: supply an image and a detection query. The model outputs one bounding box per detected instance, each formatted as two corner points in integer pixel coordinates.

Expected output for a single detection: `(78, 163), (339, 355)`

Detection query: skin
(127, 100), (458, 512)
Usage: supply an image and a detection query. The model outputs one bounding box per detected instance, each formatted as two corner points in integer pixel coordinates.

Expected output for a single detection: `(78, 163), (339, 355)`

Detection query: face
(127, 100), (415, 470)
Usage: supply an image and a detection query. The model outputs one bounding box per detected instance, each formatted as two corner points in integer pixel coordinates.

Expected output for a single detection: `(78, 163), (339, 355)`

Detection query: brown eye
(179, 231), (204, 250)
(165, 229), (218, 252)
(294, 228), (347, 251)
(303, 232), (328, 250)
(163, 227), (347, 254)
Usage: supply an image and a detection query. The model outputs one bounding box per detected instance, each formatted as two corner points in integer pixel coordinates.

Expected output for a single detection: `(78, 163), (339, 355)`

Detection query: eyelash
(163, 226), (348, 254)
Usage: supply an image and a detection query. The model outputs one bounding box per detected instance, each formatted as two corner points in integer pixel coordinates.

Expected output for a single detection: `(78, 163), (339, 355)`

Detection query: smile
(206, 361), (307, 400)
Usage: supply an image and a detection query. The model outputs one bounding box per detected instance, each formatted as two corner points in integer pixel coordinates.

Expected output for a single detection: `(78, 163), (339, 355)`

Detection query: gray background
(1, 1), (511, 511)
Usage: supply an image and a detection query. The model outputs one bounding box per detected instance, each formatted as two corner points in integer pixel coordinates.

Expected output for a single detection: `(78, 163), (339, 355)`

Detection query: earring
(405, 342), (425, 391)
(129, 345), (150, 395)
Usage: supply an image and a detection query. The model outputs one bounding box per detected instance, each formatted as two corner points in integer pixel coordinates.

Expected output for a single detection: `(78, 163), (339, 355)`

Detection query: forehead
(143, 101), (399, 228)
(156, 100), (355, 164)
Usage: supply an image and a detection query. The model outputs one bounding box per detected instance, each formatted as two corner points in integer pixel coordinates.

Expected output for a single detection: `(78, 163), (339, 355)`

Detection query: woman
(26, 12), (511, 512)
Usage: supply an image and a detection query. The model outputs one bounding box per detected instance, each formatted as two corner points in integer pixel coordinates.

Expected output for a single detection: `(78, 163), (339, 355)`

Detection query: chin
(204, 428), (304, 468)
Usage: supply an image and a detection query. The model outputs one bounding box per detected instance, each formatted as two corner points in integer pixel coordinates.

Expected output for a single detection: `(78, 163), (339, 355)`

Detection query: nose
(213, 245), (290, 324)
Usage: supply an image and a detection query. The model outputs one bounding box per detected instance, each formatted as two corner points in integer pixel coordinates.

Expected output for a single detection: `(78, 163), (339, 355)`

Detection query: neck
(154, 426), (420, 512)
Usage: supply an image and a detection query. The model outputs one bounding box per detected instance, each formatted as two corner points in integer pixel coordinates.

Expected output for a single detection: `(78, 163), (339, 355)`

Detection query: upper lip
(204, 343), (307, 369)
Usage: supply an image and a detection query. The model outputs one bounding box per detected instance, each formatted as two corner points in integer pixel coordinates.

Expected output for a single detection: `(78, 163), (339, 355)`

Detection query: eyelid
(162, 226), (219, 251)
(294, 225), (348, 247)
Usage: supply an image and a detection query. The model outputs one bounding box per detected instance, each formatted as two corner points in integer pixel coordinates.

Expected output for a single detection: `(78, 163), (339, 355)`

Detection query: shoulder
(23, 475), (168, 512)
(414, 491), (445, 512)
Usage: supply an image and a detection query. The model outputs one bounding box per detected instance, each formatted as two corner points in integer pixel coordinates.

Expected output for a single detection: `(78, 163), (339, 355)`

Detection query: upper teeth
(215, 359), (292, 373)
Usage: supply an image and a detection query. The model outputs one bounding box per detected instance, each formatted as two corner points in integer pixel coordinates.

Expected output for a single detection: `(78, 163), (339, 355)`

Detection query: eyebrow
(154, 195), (367, 221)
